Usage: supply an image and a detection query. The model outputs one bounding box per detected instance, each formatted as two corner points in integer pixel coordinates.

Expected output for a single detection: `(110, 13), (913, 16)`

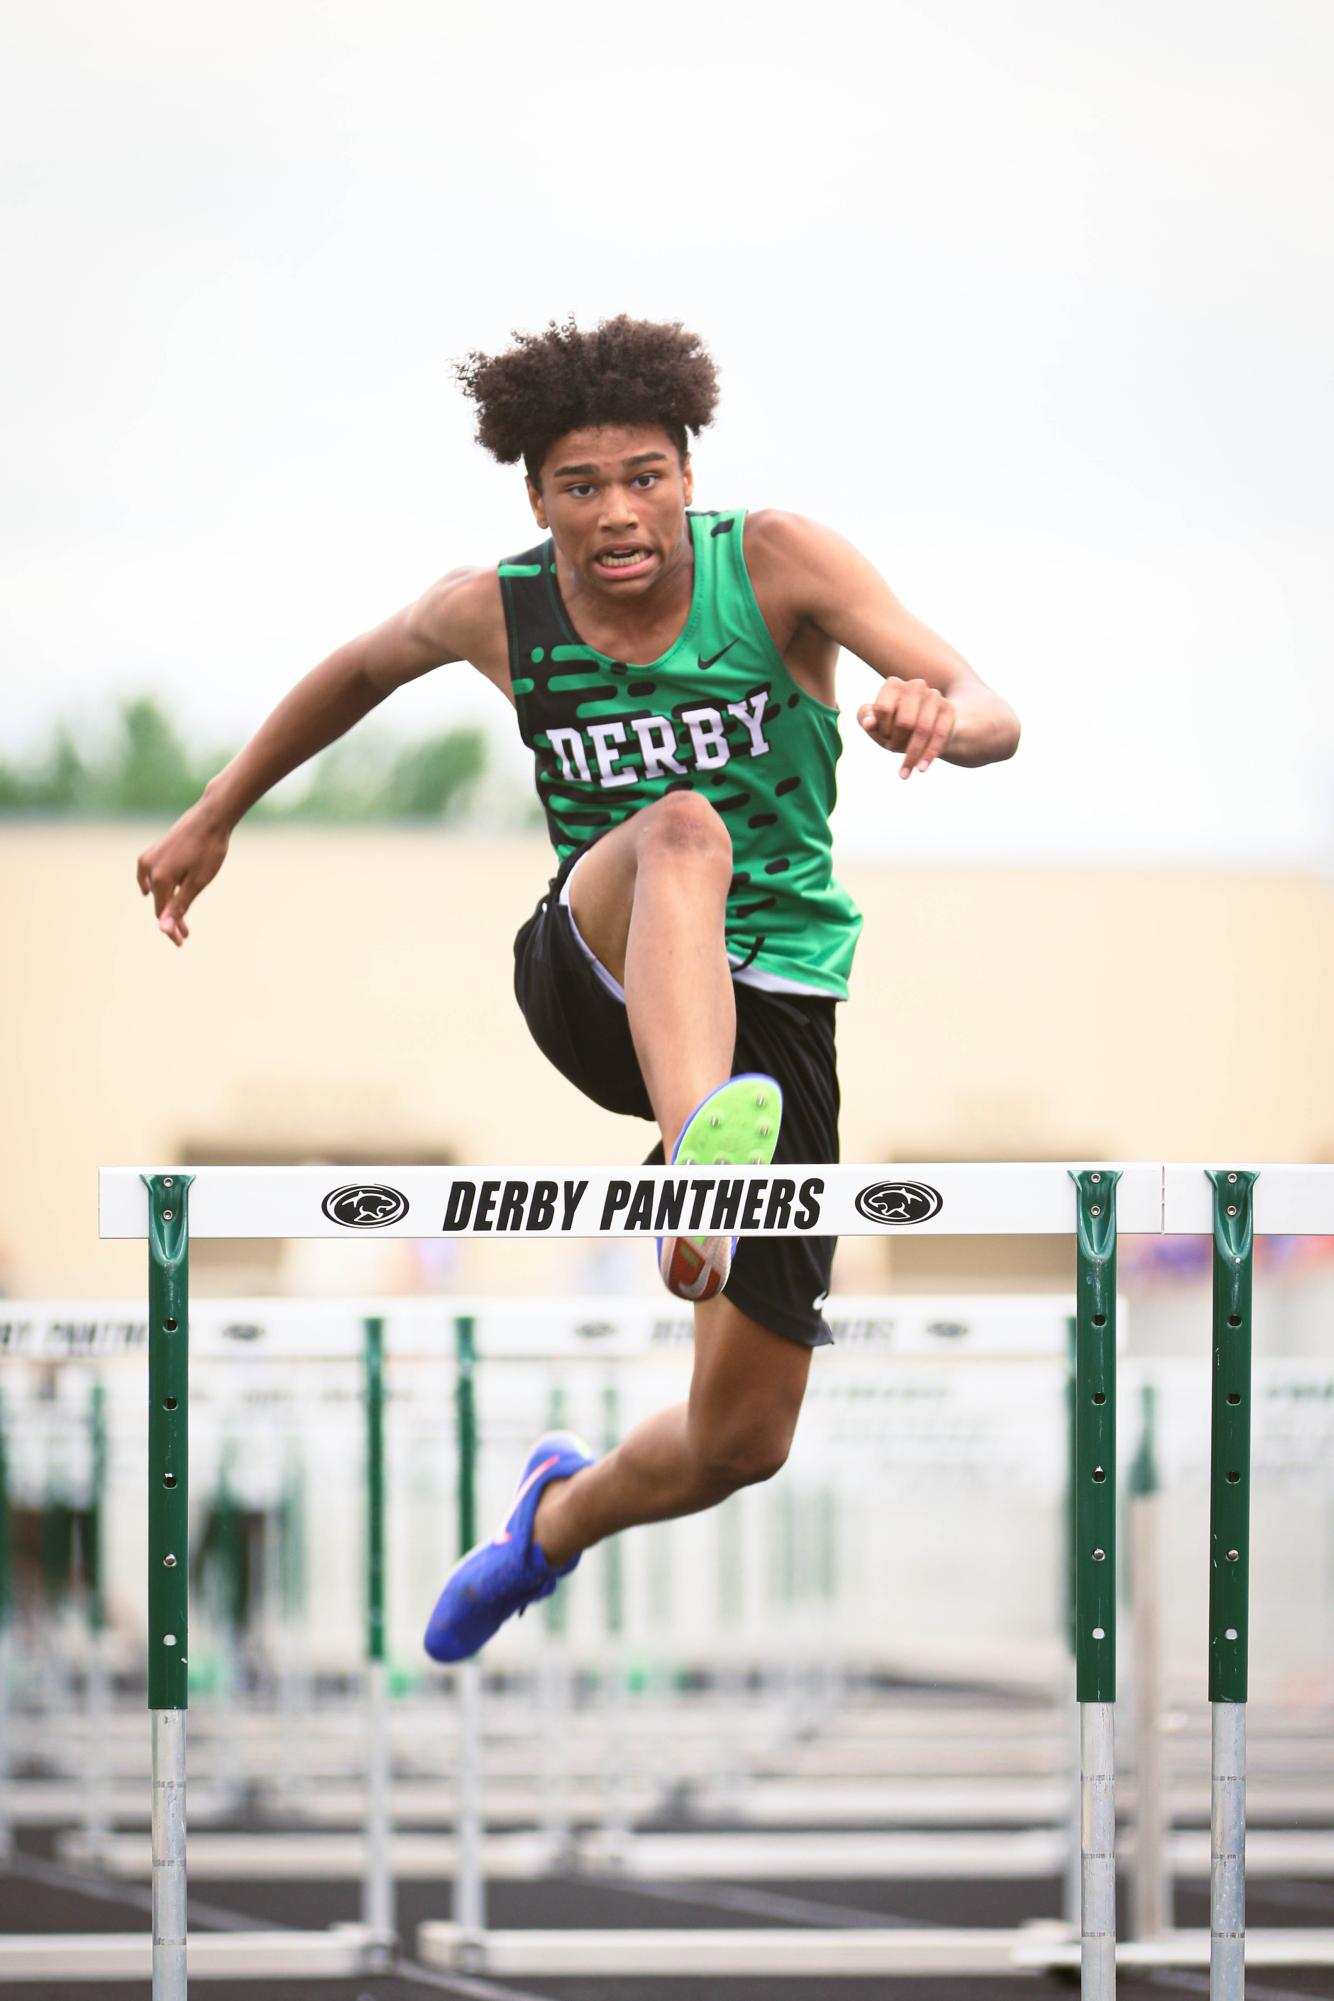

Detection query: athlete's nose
(598, 484), (640, 530)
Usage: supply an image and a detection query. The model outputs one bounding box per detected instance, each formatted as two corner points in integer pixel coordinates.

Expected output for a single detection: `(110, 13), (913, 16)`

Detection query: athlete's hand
(136, 799), (232, 947)
(857, 676), (956, 779)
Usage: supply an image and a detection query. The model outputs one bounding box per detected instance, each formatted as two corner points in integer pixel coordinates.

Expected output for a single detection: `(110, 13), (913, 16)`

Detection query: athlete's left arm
(753, 511), (1021, 778)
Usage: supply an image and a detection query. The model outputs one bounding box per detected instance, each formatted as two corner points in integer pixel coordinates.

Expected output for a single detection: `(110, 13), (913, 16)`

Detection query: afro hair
(455, 315), (719, 483)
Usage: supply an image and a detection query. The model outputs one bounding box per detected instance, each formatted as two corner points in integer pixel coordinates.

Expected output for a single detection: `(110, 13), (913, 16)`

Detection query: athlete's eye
(632, 474), (660, 489)
(566, 483), (596, 499)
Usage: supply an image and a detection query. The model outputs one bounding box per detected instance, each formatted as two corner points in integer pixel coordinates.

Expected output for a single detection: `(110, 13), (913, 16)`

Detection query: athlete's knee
(635, 790), (732, 873)
(690, 1400), (795, 1495)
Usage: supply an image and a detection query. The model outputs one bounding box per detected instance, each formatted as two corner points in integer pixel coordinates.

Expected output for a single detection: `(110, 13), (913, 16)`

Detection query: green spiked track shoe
(658, 1072), (784, 1302)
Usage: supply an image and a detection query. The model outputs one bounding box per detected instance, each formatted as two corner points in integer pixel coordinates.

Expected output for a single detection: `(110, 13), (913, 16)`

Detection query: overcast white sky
(2, 0), (1331, 867)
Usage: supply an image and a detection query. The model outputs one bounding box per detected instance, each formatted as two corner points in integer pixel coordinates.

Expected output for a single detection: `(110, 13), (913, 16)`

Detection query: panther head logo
(854, 1181), (944, 1226)
(321, 1184), (410, 1229)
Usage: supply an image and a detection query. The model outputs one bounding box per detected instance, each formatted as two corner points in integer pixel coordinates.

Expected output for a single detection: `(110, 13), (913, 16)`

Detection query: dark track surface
(4, 1824), (1334, 2001)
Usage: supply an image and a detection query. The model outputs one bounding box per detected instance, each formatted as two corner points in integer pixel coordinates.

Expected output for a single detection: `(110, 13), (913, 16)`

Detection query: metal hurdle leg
(539, 1383), (573, 1864)
(144, 1173), (193, 2001)
(600, 1378), (631, 1868)
(273, 1441), (308, 1802)
(452, 1315), (487, 1965)
(1128, 1383), (1171, 1942)
(1071, 1168), (1120, 2001)
(1208, 1170), (1255, 2001)
(362, 1315), (395, 1958)
(83, 1381), (112, 1860)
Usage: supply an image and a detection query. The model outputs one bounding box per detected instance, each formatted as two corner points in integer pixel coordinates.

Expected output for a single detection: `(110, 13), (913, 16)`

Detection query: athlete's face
(527, 424), (694, 597)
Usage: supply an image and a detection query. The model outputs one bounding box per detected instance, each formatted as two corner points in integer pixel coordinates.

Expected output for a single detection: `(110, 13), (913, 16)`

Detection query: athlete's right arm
(136, 567), (497, 946)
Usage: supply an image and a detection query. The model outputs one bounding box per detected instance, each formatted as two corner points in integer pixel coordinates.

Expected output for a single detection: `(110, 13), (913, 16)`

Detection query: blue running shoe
(423, 1431), (594, 1663)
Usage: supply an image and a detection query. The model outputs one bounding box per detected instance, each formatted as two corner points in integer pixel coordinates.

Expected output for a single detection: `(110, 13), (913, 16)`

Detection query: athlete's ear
(526, 475), (549, 531)
(682, 453), (694, 505)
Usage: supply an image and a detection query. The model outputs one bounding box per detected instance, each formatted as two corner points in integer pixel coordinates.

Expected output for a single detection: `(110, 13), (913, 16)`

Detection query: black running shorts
(513, 854), (840, 1348)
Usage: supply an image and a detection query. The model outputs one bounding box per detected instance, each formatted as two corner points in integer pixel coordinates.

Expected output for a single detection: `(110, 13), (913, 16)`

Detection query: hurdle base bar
(180, 1769), (1332, 1828)
(10, 1925), (1334, 1984)
(1017, 1929), (1334, 1972)
(57, 1826), (567, 1879)
(54, 1821), (1334, 1883)
(414, 1923), (1334, 1979)
(0, 1781), (237, 1827)
(417, 1921), (1072, 1977)
(0, 1925), (392, 1982)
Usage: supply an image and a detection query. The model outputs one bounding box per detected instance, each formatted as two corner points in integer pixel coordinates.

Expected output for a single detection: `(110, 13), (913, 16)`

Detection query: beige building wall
(2, 823), (1331, 1298)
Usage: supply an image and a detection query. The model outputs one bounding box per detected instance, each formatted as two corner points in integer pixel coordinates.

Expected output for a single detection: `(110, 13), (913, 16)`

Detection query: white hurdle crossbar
(102, 1160), (1165, 1239)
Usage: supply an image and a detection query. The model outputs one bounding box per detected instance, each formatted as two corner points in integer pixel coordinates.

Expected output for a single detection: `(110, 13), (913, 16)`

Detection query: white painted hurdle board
(102, 1161), (1169, 1238)
(99, 1162), (1334, 1239)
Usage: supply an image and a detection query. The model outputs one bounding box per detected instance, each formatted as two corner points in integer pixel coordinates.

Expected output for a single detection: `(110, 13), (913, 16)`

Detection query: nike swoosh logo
(697, 640), (737, 669)
(493, 1454), (561, 1544)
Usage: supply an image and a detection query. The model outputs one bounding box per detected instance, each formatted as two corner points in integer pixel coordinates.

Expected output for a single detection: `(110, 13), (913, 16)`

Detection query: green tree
(0, 698), (493, 823)
(386, 728), (487, 820)
(0, 758), (30, 810)
(40, 724), (90, 810)
(278, 734), (382, 821)
(0, 722), (88, 810)
(109, 698), (201, 813)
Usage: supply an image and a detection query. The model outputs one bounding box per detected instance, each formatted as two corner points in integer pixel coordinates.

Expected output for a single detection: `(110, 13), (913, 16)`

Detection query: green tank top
(498, 509), (862, 997)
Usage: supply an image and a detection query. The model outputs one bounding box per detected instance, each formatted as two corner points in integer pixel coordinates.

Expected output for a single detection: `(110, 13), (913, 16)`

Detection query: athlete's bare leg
(566, 789), (735, 1155)
(532, 1295), (811, 1567)
(531, 793), (805, 1557)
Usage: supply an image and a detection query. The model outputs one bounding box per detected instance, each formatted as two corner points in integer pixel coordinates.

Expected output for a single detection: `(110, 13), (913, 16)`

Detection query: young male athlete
(137, 316), (1021, 1661)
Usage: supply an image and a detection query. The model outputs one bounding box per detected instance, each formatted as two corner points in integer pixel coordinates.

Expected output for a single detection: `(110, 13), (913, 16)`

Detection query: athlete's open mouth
(593, 545), (654, 575)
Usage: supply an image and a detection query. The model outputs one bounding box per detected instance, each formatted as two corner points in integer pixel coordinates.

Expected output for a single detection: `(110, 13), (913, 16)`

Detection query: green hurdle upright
(139, 1183), (401, 1993)
(1071, 1168), (1119, 2001)
(144, 1173), (192, 2001)
(1208, 1171), (1255, 2001)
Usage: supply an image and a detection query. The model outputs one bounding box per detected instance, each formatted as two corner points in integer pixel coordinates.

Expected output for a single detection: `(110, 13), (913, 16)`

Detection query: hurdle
(9, 1158), (1334, 1995)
